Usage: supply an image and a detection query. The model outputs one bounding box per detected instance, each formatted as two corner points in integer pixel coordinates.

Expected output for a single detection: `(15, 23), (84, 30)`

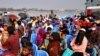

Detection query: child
(47, 27), (52, 34)
(21, 37), (30, 47)
(20, 37), (30, 53)
(21, 42), (33, 56)
(40, 32), (51, 50)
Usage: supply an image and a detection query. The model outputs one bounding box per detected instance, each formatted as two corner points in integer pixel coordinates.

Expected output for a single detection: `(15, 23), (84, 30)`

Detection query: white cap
(91, 27), (96, 30)
(80, 28), (86, 32)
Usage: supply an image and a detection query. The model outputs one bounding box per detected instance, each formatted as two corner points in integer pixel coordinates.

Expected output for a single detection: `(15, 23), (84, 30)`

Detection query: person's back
(8, 33), (20, 56)
(37, 28), (45, 46)
(7, 26), (20, 56)
(70, 29), (88, 55)
(70, 34), (88, 53)
(47, 40), (60, 56)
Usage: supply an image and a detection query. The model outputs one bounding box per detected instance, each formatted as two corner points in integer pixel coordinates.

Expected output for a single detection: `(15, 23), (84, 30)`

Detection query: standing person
(49, 10), (55, 19)
(70, 28), (88, 56)
(47, 32), (61, 56)
(6, 26), (20, 56)
(3, 12), (12, 26)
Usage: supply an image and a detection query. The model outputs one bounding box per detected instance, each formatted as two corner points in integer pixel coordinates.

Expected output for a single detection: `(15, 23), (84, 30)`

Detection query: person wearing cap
(44, 20), (53, 32)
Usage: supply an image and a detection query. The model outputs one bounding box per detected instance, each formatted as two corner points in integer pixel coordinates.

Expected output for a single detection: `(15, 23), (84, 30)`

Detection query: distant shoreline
(0, 8), (83, 12)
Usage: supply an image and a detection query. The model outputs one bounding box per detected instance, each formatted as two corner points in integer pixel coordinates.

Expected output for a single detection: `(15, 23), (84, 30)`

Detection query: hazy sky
(0, 0), (86, 10)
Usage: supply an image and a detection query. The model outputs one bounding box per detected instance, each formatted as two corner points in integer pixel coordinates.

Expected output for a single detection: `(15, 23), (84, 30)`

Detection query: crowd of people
(0, 11), (100, 56)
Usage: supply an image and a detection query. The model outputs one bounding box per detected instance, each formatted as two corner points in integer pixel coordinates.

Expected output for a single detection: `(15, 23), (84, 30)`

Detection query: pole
(85, 0), (88, 16)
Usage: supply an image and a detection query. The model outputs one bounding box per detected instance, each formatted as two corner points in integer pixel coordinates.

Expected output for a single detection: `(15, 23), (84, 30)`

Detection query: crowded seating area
(0, 11), (100, 56)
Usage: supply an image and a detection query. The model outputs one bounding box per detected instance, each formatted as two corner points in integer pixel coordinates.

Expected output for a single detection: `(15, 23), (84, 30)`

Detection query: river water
(6, 10), (79, 18)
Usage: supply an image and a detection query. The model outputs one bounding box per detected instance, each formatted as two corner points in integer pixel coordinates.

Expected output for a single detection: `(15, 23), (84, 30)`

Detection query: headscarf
(37, 28), (45, 46)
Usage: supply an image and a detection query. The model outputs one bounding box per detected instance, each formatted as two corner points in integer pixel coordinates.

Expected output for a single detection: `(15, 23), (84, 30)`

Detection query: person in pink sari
(36, 28), (45, 47)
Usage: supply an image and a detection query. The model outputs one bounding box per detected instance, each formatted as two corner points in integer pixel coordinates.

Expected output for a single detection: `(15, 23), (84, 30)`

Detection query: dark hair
(75, 30), (86, 45)
(35, 22), (39, 25)
(47, 27), (52, 31)
(72, 52), (84, 56)
(21, 42), (33, 56)
(62, 29), (69, 35)
(7, 26), (15, 35)
(44, 32), (50, 39)
(66, 30), (69, 34)
(21, 37), (30, 47)
(27, 23), (32, 28)
(70, 18), (73, 22)
(17, 20), (21, 25)
(51, 32), (61, 42)
(80, 16), (85, 21)
(51, 10), (53, 13)
(0, 13), (2, 15)
(30, 17), (34, 19)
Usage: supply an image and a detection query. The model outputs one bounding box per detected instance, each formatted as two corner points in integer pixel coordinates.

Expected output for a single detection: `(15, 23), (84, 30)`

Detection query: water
(2, 10), (79, 18)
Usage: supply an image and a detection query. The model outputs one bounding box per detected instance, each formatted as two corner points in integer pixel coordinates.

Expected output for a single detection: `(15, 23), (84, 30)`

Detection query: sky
(0, 0), (86, 10)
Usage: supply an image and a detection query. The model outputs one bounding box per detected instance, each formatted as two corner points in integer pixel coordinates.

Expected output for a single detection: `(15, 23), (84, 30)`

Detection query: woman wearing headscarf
(70, 28), (89, 56)
(36, 28), (45, 47)
(47, 32), (61, 56)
